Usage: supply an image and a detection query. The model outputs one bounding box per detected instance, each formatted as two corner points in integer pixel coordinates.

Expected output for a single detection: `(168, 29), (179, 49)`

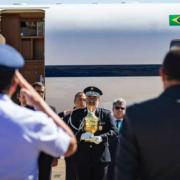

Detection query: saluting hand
(14, 71), (77, 157)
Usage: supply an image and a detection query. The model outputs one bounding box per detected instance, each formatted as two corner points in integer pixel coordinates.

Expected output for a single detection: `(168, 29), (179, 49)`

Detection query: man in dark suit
(61, 92), (86, 180)
(71, 86), (118, 180)
(115, 48), (180, 180)
(107, 98), (126, 180)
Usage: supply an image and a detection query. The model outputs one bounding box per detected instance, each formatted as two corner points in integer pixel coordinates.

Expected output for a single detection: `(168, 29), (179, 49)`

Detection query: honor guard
(70, 86), (118, 180)
(0, 44), (76, 179)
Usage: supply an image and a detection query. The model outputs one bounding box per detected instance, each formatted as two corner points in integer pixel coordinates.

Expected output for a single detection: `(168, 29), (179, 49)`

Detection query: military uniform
(61, 112), (79, 180)
(71, 106), (118, 180)
(0, 44), (71, 179)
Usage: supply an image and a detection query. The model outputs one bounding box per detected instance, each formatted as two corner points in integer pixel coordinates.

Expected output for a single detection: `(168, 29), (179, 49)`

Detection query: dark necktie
(116, 120), (121, 130)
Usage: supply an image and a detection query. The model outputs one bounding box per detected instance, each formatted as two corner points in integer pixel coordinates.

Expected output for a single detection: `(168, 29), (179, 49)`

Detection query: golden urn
(84, 111), (99, 134)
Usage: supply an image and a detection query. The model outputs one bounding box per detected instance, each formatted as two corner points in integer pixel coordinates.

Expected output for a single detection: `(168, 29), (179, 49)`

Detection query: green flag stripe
(169, 15), (180, 26)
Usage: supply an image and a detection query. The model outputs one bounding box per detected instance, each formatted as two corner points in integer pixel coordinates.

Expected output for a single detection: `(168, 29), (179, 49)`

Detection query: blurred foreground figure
(115, 48), (180, 180)
(0, 44), (76, 179)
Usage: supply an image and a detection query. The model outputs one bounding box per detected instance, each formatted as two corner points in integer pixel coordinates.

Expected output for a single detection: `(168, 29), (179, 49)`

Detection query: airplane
(0, 3), (180, 111)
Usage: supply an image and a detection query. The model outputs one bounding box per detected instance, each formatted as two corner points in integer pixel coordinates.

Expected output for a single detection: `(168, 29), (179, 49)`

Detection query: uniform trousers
(38, 152), (53, 180)
(77, 163), (109, 180)
(106, 162), (115, 180)
(65, 160), (78, 180)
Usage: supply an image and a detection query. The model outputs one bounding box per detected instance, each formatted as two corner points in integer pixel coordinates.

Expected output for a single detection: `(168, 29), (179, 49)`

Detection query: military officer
(0, 44), (76, 179)
(70, 86), (118, 180)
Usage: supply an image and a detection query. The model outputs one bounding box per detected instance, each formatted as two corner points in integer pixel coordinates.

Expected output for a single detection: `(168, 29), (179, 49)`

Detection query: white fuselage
(1, 3), (180, 111)
(45, 3), (180, 65)
(44, 4), (180, 111)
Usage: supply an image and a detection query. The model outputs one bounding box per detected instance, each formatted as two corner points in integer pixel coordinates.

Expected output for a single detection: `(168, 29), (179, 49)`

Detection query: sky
(0, 0), (180, 4)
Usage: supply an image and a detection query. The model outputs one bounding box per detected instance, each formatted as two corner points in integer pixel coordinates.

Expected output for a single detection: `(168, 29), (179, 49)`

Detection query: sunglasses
(114, 106), (125, 110)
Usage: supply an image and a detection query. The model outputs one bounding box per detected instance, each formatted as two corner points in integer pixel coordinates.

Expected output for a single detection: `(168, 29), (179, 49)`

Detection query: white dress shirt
(0, 94), (70, 180)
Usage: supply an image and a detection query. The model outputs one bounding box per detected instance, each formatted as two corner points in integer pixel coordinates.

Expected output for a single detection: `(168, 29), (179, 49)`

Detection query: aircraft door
(0, 9), (45, 84)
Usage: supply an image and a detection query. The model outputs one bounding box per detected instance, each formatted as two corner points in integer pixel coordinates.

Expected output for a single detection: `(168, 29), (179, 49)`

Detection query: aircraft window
(170, 39), (180, 49)
(20, 20), (44, 37)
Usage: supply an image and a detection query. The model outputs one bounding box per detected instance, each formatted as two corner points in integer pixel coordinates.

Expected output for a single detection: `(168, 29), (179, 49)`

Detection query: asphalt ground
(46, 76), (162, 112)
(51, 159), (65, 180)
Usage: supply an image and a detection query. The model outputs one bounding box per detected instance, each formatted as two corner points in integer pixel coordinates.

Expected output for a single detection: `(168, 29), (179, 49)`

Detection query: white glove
(80, 132), (94, 142)
(91, 136), (102, 144)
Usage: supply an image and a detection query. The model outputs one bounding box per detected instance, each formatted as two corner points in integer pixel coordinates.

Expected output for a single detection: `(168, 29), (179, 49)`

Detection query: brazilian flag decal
(169, 15), (180, 26)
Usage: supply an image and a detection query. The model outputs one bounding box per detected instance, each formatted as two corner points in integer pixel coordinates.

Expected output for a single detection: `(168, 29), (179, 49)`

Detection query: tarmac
(51, 159), (65, 180)
(46, 76), (162, 112)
